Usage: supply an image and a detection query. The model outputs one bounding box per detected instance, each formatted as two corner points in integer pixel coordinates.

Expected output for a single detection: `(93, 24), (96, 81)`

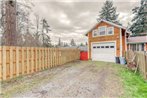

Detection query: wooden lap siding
(88, 22), (125, 59)
(122, 29), (126, 57)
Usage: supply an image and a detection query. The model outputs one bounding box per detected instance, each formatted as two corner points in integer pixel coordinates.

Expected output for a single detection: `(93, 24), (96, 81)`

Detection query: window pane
(107, 27), (113, 35)
(97, 46), (100, 48)
(110, 46), (114, 48)
(141, 44), (144, 51)
(93, 46), (96, 48)
(99, 31), (105, 35)
(137, 44), (139, 51)
(105, 46), (109, 48)
(101, 46), (104, 48)
(99, 27), (106, 35)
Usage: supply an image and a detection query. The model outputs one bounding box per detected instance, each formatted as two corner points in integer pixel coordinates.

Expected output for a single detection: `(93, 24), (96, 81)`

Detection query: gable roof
(85, 19), (127, 36)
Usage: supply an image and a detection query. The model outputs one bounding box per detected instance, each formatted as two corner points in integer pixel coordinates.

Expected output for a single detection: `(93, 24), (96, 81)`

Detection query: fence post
(21, 47), (25, 75)
(35, 48), (38, 72)
(145, 53), (147, 79)
(10, 47), (13, 79)
(31, 47), (34, 73)
(0, 47), (2, 81)
(2, 46), (6, 80)
(16, 47), (19, 77)
(26, 47), (30, 74)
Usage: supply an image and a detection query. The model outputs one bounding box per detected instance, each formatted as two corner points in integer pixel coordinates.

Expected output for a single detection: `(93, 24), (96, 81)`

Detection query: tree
(63, 42), (69, 47)
(57, 38), (62, 47)
(129, 0), (147, 35)
(70, 39), (76, 46)
(80, 43), (84, 46)
(43, 35), (52, 47)
(85, 42), (88, 46)
(0, 0), (34, 46)
(40, 18), (52, 47)
(97, 0), (121, 25)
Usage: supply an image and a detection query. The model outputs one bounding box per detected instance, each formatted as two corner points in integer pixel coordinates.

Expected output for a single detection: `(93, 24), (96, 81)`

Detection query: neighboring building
(85, 19), (129, 62)
(127, 34), (147, 51)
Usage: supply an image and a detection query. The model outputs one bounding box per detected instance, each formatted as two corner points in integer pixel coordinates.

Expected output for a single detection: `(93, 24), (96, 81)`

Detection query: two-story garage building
(85, 19), (129, 62)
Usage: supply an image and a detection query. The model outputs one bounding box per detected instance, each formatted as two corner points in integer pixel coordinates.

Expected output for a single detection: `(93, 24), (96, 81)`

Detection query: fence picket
(0, 47), (2, 81)
(2, 46), (7, 80)
(10, 47), (13, 79)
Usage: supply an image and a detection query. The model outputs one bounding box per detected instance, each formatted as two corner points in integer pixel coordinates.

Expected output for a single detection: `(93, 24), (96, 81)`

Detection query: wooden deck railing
(0, 46), (80, 81)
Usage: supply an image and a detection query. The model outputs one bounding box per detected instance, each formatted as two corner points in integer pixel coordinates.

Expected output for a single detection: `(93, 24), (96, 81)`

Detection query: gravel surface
(1, 61), (123, 98)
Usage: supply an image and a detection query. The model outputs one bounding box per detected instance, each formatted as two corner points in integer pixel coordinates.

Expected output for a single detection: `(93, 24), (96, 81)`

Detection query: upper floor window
(92, 30), (98, 37)
(107, 27), (114, 35)
(98, 26), (106, 35)
(92, 26), (114, 37)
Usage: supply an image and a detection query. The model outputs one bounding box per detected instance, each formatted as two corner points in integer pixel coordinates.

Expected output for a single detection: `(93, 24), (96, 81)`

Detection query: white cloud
(33, 0), (140, 44)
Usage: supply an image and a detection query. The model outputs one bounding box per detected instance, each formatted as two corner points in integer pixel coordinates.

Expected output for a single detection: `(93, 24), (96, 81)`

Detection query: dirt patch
(1, 61), (123, 98)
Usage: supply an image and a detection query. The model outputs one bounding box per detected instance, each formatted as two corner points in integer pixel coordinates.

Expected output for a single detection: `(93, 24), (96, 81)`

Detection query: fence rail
(126, 51), (147, 79)
(0, 46), (80, 81)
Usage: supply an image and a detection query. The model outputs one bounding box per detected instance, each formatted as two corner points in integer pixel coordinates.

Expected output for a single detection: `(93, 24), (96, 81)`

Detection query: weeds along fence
(0, 46), (80, 81)
(126, 51), (147, 79)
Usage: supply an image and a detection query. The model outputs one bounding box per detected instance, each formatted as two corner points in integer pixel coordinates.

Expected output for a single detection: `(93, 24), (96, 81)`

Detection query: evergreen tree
(70, 39), (76, 46)
(58, 38), (62, 47)
(43, 35), (52, 47)
(80, 43), (84, 46)
(85, 42), (88, 46)
(98, 0), (121, 25)
(63, 42), (69, 47)
(129, 0), (147, 35)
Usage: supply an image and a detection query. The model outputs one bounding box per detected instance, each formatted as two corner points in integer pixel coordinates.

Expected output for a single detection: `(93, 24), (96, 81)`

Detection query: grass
(94, 61), (147, 98)
(116, 64), (147, 98)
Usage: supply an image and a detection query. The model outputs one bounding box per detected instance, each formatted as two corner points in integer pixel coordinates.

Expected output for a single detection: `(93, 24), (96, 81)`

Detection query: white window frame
(92, 26), (115, 37)
(98, 26), (107, 36)
(92, 29), (98, 37)
(107, 27), (114, 35)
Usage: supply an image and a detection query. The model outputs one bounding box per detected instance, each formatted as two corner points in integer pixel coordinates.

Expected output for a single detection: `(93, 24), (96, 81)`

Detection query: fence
(126, 51), (147, 79)
(0, 46), (80, 81)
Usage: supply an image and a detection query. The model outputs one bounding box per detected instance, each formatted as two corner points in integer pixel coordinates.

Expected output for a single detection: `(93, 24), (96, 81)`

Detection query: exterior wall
(88, 21), (124, 59)
(128, 43), (147, 51)
(122, 29), (126, 56)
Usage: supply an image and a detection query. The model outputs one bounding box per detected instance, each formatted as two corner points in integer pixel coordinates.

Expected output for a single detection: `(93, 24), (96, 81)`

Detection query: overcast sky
(33, 0), (140, 45)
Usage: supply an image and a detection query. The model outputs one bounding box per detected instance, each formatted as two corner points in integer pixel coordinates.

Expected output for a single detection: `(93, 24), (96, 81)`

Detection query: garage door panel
(92, 42), (115, 62)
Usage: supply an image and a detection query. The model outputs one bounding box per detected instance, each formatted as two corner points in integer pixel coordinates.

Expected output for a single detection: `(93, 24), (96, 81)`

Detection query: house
(85, 19), (129, 62)
(127, 34), (147, 51)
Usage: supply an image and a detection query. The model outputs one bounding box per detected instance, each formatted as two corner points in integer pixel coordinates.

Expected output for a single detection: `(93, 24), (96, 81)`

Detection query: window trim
(92, 26), (114, 37)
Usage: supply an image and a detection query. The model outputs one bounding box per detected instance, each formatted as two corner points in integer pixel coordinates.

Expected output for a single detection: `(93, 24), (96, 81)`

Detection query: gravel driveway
(1, 61), (123, 98)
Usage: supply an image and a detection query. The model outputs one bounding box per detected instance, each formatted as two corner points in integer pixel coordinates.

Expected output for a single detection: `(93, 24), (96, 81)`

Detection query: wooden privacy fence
(0, 46), (80, 81)
(126, 51), (147, 79)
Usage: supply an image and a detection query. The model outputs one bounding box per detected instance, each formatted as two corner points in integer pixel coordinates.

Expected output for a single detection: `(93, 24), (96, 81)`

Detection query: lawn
(113, 63), (147, 98)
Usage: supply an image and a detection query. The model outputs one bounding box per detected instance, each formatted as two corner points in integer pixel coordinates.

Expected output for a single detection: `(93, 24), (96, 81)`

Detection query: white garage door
(91, 42), (115, 62)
